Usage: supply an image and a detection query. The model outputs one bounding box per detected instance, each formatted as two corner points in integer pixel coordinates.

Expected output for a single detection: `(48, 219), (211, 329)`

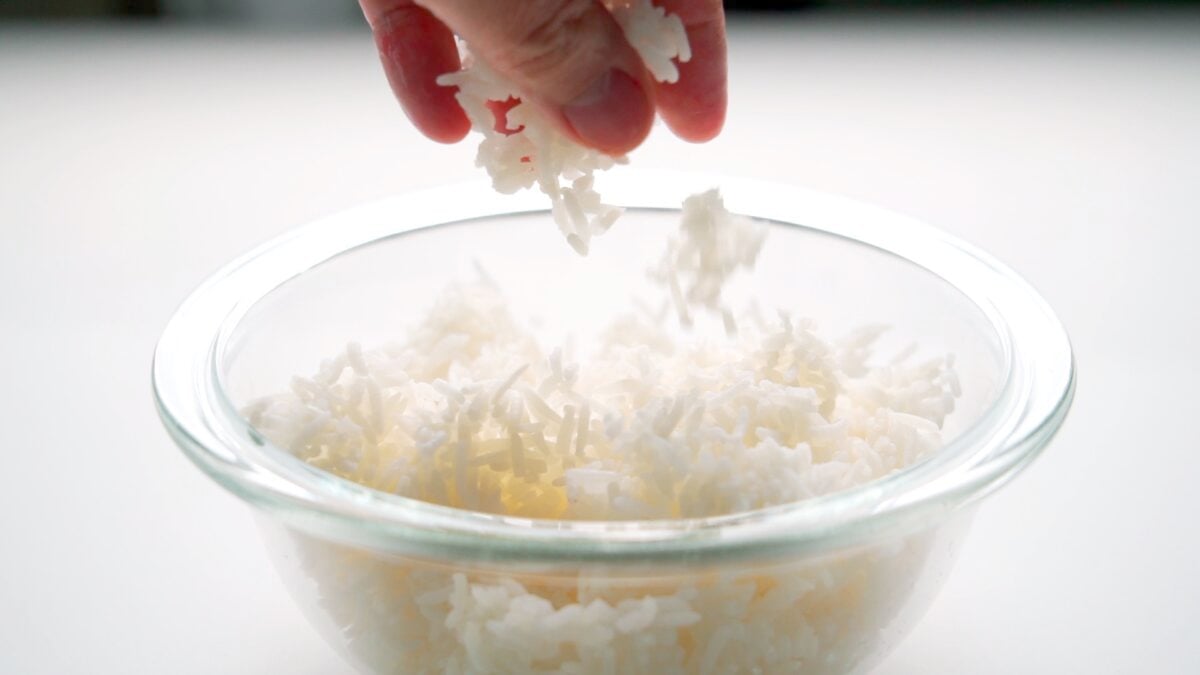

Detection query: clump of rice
(436, 0), (691, 255)
(651, 189), (768, 331)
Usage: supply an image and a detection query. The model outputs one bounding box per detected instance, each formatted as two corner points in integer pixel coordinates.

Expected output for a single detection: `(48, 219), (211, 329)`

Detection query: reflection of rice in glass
(264, 520), (963, 675)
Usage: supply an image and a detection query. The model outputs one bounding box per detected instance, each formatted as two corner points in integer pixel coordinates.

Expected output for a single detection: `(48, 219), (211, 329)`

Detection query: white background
(2, 8), (1197, 674)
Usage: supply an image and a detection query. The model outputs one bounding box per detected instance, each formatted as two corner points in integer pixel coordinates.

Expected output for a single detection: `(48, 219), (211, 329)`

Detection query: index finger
(652, 0), (727, 142)
(361, 0), (471, 143)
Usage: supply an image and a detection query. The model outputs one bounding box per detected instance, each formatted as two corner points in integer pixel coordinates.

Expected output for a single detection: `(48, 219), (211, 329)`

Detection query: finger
(651, 0), (726, 142)
(361, 0), (471, 143)
(417, 0), (656, 155)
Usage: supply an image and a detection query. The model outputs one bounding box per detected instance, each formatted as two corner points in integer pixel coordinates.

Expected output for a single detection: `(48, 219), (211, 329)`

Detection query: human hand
(359, 0), (727, 155)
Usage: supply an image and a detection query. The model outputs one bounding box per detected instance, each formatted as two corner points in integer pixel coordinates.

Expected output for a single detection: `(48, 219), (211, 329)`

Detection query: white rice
(247, 248), (955, 520)
(244, 7), (964, 672)
(437, 0), (691, 255)
(281, 524), (945, 675)
(245, 194), (959, 673)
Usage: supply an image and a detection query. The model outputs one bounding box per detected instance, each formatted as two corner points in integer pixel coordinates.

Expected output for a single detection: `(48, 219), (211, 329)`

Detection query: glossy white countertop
(1, 9), (1197, 674)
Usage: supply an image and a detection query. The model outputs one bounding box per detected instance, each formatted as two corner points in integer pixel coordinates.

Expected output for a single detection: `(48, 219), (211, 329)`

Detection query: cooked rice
(245, 194), (960, 674)
(245, 6), (963, 671)
(437, 0), (691, 255)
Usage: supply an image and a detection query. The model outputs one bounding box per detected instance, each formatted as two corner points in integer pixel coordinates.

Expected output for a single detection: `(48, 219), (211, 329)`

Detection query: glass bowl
(153, 170), (1073, 674)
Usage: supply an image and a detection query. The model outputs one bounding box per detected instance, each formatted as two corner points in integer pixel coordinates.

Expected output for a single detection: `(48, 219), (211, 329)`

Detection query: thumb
(417, 0), (656, 155)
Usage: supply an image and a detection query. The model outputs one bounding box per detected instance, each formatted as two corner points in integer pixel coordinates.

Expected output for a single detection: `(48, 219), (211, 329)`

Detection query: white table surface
(2, 9), (1198, 674)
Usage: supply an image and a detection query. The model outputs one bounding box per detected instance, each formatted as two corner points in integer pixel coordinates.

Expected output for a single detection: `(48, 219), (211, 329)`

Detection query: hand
(360, 0), (727, 155)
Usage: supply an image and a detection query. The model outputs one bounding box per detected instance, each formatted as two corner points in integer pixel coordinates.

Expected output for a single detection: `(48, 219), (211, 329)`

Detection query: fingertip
(419, 103), (472, 144)
(650, 0), (727, 144)
(658, 88), (726, 143)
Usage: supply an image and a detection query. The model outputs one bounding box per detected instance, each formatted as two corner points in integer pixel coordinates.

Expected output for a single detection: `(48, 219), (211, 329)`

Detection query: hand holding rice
(361, 0), (726, 149)
(362, 0), (726, 253)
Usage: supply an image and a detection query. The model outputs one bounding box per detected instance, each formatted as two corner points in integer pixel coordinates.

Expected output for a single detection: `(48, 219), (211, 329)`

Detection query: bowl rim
(152, 170), (1075, 564)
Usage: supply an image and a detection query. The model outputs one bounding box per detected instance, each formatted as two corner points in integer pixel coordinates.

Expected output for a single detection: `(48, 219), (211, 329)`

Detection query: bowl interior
(220, 207), (1007, 473)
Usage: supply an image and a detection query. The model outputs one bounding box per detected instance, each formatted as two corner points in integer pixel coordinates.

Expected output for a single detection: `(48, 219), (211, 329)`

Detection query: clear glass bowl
(153, 171), (1074, 674)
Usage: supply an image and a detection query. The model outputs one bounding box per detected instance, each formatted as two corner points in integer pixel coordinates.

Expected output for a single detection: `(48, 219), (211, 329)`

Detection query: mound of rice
(245, 192), (957, 522)
(247, 285), (955, 522)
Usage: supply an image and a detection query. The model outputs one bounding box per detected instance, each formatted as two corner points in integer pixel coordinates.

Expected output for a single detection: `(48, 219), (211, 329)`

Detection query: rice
(651, 189), (768, 331)
(276, 524), (949, 675)
(243, 6), (966, 672)
(245, 193), (960, 673)
(437, 0), (691, 255)
(247, 271), (955, 520)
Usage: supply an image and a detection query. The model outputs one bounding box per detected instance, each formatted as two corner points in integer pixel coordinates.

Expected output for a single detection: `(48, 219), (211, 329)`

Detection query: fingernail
(562, 68), (653, 155)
